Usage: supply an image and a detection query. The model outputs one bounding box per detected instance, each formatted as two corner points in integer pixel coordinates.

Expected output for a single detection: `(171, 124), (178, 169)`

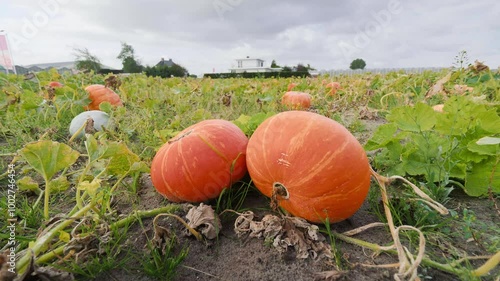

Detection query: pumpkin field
(0, 65), (499, 281)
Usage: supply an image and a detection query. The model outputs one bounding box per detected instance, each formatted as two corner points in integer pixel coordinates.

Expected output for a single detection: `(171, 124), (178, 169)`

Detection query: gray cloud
(1, 0), (498, 76)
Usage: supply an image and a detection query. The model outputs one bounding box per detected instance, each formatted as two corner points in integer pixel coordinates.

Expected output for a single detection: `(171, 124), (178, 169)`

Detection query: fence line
(319, 67), (448, 76)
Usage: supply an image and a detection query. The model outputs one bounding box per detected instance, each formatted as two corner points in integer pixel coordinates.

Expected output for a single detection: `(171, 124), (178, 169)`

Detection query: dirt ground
(89, 174), (499, 281)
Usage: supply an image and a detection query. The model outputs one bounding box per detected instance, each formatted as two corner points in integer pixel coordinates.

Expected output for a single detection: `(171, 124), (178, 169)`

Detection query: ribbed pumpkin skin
(281, 91), (312, 110)
(150, 120), (248, 203)
(247, 111), (371, 223)
(84, 85), (123, 110)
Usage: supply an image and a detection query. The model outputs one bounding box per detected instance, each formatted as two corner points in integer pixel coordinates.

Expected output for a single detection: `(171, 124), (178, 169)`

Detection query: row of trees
(74, 46), (366, 76)
(73, 43), (189, 77)
(270, 60), (316, 73)
(270, 58), (367, 71)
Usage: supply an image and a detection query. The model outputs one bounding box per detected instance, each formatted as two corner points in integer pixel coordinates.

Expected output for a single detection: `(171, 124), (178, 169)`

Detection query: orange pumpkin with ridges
(246, 111), (371, 223)
(150, 120), (248, 202)
(281, 91), (312, 110)
(84, 84), (123, 110)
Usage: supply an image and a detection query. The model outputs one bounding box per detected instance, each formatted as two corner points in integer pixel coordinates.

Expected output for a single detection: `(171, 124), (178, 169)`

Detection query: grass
(140, 238), (189, 281)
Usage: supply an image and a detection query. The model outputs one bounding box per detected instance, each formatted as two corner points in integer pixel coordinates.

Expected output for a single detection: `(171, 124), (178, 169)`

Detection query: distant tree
(144, 63), (189, 78)
(169, 63), (189, 77)
(296, 64), (309, 72)
(350, 58), (366, 70)
(117, 42), (143, 73)
(281, 66), (292, 72)
(306, 63), (316, 71)
(270, 59), (280, 68)
(122, 56), (143, 73)
(74, 47), (101, 72)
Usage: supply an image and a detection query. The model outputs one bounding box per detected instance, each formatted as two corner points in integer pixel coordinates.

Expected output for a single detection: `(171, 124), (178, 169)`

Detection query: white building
(229, 56), (281, 73)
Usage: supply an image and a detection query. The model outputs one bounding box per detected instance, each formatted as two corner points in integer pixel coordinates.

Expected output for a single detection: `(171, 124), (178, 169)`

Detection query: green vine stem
(333, 227), (500, 277)
(153, 213), (203, 241)
(17, 201), (96, 274)
(28, 205), (181, 268)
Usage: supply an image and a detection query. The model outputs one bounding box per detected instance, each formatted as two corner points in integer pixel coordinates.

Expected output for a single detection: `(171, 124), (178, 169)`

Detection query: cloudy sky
(1, 0), (499, 76)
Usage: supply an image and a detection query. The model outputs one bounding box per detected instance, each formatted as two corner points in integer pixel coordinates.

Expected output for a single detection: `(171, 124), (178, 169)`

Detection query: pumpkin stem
(168, 129), (193, 144)
(85, 117), (95, 134)
(271, 182), (289, 210)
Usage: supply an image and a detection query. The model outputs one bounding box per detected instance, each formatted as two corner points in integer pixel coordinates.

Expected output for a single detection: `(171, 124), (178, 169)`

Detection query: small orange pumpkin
(281, 91), (312, 110)
(48, 81), (63, 88)
(150, 119), (248, 203)
(246, 111), (371, 223)
(325, 82), (341, 95)
(84, 85), (123, 110)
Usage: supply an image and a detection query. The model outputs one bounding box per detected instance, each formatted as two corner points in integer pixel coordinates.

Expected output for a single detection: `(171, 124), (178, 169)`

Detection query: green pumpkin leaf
(232, 114), (251, 134)
(58, 231), (71, 243)
(99, 101), (113, 113)
(130, 161), (150, 173)
(19, 140), (80, 181)
(21, 89), (43, 110)
(17, 176), (41, 194)
(77, 179), (101, 197)
(465, 158), (500, 196)
(467, 139), (499, 156)
(476, 110), (500, 134)
(387, 103), (436, 132)
(84, 134), (112, 163)
(364, 123), (398, 151)
(48, 175), (70, 193)
(104, 142), (140, 176)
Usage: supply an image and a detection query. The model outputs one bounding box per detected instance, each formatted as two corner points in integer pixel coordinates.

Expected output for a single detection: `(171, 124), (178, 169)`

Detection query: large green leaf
(467, 138), (499, 156)
(103, 142), (142, 176)
(465, 158), (500, 196)
(364, 123), (398, 151)
(19, 140), (80, 181)
(387, 103), (436, 132)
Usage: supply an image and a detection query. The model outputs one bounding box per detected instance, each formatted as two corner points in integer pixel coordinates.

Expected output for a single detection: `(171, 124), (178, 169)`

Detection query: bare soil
(89, 175), (499, 281)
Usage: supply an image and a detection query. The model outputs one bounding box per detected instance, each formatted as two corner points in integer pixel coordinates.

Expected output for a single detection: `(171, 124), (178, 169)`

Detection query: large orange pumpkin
(281, 91), (312, 110)
(150, 120), (248, 202)
(246, 111), (371, 223)
(84, 85), (123, 110)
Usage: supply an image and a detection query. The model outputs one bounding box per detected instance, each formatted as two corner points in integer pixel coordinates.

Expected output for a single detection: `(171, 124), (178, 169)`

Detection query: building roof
(156, 58), (175, 67)
(236, 57), (264, 61)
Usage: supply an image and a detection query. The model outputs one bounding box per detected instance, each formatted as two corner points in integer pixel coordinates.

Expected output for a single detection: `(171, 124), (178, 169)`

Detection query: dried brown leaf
(234, 212), (332, 261)
(185, 203), (221, 240)
(152, 215), (175, 255)
(425, 72), (451, 99)
(453, 84), (474, 95)
(359, 106), (378, 120)
(469, 60), (489, 73)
